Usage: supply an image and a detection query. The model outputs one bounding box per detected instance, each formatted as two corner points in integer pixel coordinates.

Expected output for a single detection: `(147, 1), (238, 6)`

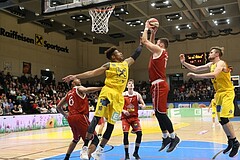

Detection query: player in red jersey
(121, 79), (145, 160)
(141, 20), (180, 153)
(57, 78), (102, 160)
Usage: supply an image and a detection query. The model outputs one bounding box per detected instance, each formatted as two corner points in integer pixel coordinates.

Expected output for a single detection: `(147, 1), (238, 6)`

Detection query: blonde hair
(210, 46), (224, 57)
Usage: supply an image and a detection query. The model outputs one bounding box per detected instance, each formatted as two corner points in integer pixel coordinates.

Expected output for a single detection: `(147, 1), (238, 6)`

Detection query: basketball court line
(39, 140), (240, 160)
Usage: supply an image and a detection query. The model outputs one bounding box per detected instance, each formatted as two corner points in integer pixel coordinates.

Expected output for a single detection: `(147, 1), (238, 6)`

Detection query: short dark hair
(160, 38), (169, 49)
(128, 79), (134, 83)
(105, 46), (117, 60)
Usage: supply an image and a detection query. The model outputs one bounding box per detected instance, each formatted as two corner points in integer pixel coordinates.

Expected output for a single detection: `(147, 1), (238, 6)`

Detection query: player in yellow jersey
(63, 44), (143, 160)
(179, 46), (239, 158)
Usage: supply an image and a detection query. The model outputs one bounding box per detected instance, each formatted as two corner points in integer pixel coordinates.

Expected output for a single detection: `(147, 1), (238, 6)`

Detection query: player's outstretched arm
(125, 43), (143, 66)
(141, 21), (161, 54)
(187, 60), (225, 79)
(62, 64), (109, 82)
(78, 86), (102, 94)
(180, 54), (212, 72)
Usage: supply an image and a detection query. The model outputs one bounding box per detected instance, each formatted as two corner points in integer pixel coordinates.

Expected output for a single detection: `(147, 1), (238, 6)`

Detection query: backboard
(42, 0), (122, 15)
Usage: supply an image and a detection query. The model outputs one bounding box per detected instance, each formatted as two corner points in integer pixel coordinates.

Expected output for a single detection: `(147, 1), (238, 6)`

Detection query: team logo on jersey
(117, 67), (126, 78)
(111, 112), (119, 122)
(100, 98), (110, 107)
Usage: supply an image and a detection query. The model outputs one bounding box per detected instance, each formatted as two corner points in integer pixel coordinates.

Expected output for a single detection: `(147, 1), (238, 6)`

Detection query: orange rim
(91, 5), (115, 13)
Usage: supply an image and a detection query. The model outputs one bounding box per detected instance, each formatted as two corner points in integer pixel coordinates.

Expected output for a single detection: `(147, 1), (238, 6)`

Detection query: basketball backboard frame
(42, 0), (127, 15)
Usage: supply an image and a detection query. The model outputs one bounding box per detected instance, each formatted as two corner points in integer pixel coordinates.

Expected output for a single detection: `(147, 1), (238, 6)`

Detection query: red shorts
(122, 117), (141, 132)
(151, 81), (169, 113)
(68, 114), (90, 141)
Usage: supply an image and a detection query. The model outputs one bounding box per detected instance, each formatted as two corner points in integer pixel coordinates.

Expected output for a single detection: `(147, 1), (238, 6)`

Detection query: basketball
(148, 18), (159, 28)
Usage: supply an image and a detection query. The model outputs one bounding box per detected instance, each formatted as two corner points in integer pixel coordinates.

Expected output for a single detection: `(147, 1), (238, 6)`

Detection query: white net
(89, 5), (115, 34)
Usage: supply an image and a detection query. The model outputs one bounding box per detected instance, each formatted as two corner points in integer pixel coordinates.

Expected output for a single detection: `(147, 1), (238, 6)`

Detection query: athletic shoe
(125, 153), (130, 160)
(98, 134), (103, 141)
(229, 140), (240, 157)
(159, 137), (171, 151)
(223, 139), (233, 154)
(92, 146), (103, 160)
(80, 146), (88, 160)
(167, 135), (180, 152)
(133, 152), (141, 160)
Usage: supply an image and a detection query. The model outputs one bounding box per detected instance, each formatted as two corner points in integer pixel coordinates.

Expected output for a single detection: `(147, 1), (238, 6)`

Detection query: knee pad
(88, 116), (101, 134)
(91, 135), (99, 147)
(103, 123), (114, 140)
(136, 131), (142, 144)
(123, 132), (129, 145)
(219, 117), (229, 125)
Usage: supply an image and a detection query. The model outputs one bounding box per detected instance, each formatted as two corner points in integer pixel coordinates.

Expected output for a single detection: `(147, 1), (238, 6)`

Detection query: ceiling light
(71, 14), (90, 23)
(176, 24), (191, 30)
(213, 19), (230, 25)
(208, 6), (225, 16)
(62, 24), (66, 27)
(165, 13), (182, 21)
(126, 19), (143, 27)
(114, 6), (129, 16)
(19, 6), (24, 10)
(151, 0), (172, 9)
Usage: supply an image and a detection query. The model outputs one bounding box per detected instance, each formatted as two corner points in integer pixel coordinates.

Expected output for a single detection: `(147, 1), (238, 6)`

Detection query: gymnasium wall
(0, 11), (79, 82)
(0, 11), (239, 83)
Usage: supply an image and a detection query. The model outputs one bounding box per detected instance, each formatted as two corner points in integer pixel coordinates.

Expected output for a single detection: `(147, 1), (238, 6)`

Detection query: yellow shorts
(95, 86), (124, 124)
(216, 90), (235, 118)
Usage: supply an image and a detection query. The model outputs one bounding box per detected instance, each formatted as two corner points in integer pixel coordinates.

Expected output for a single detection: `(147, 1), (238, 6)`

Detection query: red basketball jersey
(66, 86), (89, 116)
(121, 91), (139, 118)
(148, 50), (168, 82)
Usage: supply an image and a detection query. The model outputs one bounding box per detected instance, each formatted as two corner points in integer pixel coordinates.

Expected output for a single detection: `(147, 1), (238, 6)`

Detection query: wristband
(144, 28), (149, 31)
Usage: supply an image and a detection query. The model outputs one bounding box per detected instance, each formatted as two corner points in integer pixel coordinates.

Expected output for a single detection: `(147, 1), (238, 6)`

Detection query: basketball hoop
(89, 5), (115, 34)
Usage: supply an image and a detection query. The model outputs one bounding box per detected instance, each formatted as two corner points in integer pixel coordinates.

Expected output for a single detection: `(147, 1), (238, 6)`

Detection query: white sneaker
(80, 146), (89, 160)
(212, 123), (215, 128)
(91, 146), (103, 160)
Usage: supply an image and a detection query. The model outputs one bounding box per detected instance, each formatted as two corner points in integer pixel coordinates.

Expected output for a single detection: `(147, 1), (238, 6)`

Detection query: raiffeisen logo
(0, 27), (70, 53)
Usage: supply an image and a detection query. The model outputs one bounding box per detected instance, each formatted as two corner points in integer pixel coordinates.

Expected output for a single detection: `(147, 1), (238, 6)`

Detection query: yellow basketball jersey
(210, 62), (234, 92)
(104, 61), (129, 93)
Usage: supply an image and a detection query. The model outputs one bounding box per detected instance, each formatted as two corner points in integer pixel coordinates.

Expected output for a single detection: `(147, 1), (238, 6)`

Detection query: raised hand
(62, 75), (76, 82)
(179, 54), (185, 63)
(145, 20), (151, 29)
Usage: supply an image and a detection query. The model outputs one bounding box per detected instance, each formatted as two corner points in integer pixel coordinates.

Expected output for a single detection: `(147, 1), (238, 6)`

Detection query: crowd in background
(0, 71), (239, 116)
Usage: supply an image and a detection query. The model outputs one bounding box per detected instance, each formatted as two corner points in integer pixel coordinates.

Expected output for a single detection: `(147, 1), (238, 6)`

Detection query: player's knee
(219, 117), (229, 125)
(91, 135), (99, 147)
(103, 123), (114, 140)
(72, 139), (78, 144)
(136, 131), (142, 137)
(88, 116), (101, 134)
